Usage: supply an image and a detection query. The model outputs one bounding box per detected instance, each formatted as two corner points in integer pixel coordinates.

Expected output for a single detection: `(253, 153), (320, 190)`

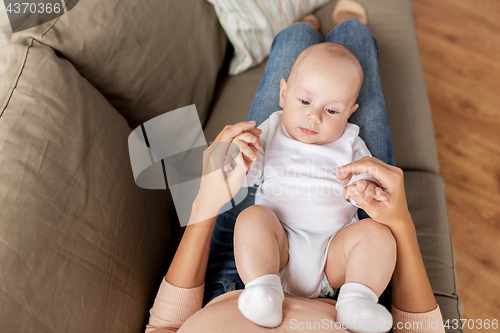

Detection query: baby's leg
(325, 218), (396, 294)
(324, 218), (396, 333)
(234, 205), (289, 328)
(234, 205), (289, 282)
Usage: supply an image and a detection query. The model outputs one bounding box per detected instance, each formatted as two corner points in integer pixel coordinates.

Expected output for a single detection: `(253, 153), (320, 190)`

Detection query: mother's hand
(337, 156), (412, 231)
(190, 120), (260, 225)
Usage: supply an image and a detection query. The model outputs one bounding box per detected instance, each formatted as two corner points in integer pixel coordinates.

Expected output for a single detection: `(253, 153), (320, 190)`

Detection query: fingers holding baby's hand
(362, 183), (375, 205)
(374, 186), (390, 205)
(344, 180), (372, 196)
(234, 132), (260, 160)
(354, 179), (369, 195)
(343, 181), (391, 206)
(225, 129), (262, 172)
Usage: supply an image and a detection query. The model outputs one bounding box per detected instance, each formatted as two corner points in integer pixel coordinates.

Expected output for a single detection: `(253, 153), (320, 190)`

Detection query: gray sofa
(0, 0), (464, 332)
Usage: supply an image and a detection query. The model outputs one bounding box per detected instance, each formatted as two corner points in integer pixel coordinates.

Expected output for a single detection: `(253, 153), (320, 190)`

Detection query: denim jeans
(203, 19), (395, 313)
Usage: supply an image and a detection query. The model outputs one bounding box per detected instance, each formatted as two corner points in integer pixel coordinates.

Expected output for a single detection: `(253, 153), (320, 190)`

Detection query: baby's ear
(349, 103), (359, 117)
(279, 78), (287, 108)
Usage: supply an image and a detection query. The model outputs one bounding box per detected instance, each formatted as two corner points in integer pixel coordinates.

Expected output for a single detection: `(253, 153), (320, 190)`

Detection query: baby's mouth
(300, 127), (317, 135)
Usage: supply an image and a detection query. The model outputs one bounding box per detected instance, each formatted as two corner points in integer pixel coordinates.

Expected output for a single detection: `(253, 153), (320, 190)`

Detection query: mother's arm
(386, 210), (438, 313)
(382, 208), (437, 313)
(165, 121), (262, 288)
(337, 157), (437, 313)
(164, 211), (217, 288)
(146, 122), (261, 333)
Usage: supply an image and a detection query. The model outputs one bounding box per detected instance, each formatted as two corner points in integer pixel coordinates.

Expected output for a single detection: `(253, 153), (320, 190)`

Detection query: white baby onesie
(244, 110), (376, 299)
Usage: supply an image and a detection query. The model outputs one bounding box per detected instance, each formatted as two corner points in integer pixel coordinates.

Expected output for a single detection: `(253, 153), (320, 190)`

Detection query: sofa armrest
(0, 39), (171, 332)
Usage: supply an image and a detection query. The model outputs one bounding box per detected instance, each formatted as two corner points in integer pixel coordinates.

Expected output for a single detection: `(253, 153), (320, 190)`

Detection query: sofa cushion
(13, 0), (228, 129)
(0, 39), (171, 332)
(203, 58), (267, 143)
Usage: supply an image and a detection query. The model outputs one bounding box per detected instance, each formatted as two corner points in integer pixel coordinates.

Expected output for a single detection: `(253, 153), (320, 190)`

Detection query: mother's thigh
(246, 22), (323, 126)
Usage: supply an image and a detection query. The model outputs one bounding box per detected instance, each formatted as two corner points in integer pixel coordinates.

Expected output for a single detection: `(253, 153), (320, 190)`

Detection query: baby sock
(335, 282), (393, 333)
(237, 273), (285, 328)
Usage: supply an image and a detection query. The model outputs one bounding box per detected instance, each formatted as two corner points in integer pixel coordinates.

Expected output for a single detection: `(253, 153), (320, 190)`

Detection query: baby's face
(280, 53), (361, 145)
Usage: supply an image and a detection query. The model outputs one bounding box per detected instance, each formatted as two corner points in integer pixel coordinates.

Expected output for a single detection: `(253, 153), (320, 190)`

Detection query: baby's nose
(306, 108), (322, 123)
(307, 114), (321, 123)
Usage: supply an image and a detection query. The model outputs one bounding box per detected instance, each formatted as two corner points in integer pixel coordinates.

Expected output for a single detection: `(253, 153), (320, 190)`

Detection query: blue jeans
(203, 19), (395, 313)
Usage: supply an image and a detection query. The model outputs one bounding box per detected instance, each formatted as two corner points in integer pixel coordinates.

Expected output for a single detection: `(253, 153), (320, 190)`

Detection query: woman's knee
(272, 22), (323, 50)
(327, 18), (372, 40)
(325, 18), (378, 59)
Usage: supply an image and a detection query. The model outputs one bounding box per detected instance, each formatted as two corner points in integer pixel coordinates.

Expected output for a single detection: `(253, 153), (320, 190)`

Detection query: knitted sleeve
(145, 277), (204, 333)
(392, 303), (446, 333)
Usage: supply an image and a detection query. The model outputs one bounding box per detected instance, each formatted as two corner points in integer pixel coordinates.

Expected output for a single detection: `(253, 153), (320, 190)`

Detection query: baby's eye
(326, 108), (338, 114)
(299, 99), (310, 105)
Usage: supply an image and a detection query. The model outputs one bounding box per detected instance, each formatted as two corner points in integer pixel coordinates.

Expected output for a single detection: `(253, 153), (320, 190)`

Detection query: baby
(229, 42), (396, 332)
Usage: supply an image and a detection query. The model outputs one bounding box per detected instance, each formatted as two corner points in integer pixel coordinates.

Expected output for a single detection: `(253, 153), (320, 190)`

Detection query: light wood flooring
(412, 0), (500, 331)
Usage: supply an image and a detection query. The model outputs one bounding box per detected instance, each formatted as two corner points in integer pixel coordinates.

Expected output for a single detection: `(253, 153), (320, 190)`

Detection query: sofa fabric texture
(0, 0), (463, 332)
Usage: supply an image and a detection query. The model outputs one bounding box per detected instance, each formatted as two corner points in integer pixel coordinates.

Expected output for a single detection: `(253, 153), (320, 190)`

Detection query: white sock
(335, 282), (393, 333)
(237, 274), (284, 328)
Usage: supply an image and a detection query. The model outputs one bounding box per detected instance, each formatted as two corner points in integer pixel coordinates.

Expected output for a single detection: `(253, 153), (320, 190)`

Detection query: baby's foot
(332, 0), (368, 26)
(238, 274), (284, 328)
(335, 282), (393, 333)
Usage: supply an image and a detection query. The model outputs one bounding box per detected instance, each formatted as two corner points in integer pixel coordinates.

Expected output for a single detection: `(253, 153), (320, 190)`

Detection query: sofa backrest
(13, 0), (228, 129)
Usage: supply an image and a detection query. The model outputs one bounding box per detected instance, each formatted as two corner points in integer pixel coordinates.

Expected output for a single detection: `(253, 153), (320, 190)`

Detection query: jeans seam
(208, 276), (230, 293)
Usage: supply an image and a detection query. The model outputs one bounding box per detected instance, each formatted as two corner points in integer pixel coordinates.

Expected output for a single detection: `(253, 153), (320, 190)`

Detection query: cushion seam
(0, 38), (35, 119)
(445, 190), (465, 329)
(40, 13), (62, 42)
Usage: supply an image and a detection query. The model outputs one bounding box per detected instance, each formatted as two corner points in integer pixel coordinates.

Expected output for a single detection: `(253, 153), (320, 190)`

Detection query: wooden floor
(412, 0), (500, 331)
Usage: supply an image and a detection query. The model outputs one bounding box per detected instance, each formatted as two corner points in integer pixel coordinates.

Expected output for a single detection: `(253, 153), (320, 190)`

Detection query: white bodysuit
(244, 110), (375, 299)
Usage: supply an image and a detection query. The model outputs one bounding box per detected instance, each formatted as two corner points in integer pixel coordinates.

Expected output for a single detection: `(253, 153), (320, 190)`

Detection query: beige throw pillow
(208, 0), (331, 75)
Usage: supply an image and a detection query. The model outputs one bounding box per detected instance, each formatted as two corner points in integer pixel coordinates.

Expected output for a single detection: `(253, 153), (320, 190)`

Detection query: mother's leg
(203, 22), (324, 306)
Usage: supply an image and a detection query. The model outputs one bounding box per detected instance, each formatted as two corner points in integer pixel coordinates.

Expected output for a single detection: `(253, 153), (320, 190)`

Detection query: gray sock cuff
(337, 282), (378, 303)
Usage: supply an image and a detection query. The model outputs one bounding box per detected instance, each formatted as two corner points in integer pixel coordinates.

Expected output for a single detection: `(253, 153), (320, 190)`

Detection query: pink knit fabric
(391, 303), (445, 333)
(145, 277), (445, 333)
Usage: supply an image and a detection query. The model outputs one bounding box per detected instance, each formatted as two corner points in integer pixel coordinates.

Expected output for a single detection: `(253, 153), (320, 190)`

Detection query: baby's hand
(224, 127), (262, 174)
(343, 179), (390, 206)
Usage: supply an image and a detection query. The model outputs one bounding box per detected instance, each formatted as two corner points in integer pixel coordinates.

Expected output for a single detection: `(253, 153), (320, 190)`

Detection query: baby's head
(279, 42), (363, 145)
